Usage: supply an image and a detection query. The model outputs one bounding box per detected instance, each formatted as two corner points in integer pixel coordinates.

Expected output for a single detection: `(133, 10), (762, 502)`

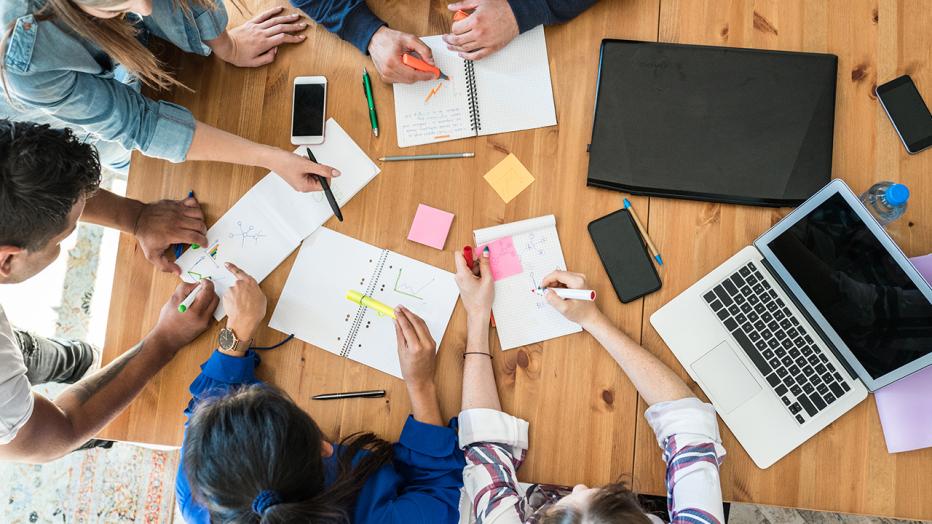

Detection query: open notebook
(474, 215), (581, 350)
(269, 228), (460, 379)
(176, 119), (380, 319)
(392, 26), (557, 147)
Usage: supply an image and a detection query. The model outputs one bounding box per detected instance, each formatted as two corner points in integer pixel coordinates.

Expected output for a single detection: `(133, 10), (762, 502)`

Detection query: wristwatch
(218, 327), (243, 354)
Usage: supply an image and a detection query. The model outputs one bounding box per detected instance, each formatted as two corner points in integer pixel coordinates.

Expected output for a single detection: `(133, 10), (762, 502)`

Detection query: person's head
(183, 385), (393, 523)
(541, 482), (651, 524)
(12, 0), (215, 90)
(0, 120), (101, 284)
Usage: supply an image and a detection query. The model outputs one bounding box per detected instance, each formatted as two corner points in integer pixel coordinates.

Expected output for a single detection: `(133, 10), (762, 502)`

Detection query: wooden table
(100, 0), (932, 519)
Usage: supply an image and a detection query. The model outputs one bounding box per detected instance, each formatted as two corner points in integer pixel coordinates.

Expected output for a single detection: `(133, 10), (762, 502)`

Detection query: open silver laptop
(651, 179), (932, 468)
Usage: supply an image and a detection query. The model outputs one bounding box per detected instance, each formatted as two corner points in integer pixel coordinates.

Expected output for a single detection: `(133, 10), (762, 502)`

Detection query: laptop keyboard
(702, 261), (852, 425)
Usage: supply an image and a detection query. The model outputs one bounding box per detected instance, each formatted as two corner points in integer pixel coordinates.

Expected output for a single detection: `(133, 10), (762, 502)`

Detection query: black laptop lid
(587, 40), (838, 207)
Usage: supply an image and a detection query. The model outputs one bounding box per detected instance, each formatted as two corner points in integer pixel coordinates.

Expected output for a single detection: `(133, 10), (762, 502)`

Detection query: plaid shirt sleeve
(458, 408), (530, 524)
(645, 397), (727, 524)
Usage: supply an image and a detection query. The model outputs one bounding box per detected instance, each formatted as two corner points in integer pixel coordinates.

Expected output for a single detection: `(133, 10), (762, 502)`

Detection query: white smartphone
(291, 76), (327, 145)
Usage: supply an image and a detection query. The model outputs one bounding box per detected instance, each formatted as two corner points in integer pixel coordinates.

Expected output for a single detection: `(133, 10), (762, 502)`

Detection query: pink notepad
(407, 204), (454, 250)
(874, 254), (932, 453)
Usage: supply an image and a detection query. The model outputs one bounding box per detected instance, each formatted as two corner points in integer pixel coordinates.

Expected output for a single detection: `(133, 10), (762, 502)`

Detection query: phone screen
(588, 209), (662, 303)
(878, 76), (932, 152)
(293, 83), (325, 137)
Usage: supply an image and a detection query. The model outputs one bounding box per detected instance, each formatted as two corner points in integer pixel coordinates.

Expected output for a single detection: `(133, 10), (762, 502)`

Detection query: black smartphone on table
(588, 209), (662, 303)
(876, 75), (932, 154)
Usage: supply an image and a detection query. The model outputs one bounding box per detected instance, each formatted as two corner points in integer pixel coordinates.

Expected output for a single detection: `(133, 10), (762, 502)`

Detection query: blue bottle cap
(885, 183), (910, 206)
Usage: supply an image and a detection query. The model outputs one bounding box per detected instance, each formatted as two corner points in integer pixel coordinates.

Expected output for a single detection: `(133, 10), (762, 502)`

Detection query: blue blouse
(175, 349), (465, 524)
(0, 0), (228, 166)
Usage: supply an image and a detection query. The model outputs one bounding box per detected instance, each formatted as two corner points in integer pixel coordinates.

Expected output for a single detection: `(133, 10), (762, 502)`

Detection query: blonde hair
(3, 0), (215, 91)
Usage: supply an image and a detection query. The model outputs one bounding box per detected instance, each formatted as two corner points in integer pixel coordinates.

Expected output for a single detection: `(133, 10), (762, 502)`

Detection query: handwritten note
(483, 154), (535, 204)
(479, 236), (523, 281)
(407, 204), (455, 249)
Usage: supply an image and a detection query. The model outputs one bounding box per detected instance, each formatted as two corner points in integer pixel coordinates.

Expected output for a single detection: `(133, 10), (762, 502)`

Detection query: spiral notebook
(269, 228), (459, 379)
(392, 26), (557, 147)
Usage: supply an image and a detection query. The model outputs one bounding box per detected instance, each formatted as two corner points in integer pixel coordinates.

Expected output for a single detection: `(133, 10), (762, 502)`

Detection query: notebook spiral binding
(464, 60), (481, 133)
(340, 250), (390, 358)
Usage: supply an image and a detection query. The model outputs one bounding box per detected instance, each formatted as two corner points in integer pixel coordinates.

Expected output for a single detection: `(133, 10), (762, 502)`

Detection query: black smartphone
(876, 75), (932, 154)
(588, 209), (662, 303)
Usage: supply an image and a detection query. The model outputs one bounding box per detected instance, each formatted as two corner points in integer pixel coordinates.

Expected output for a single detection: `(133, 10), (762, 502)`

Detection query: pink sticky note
(479, 236), (523, 281)
(407, 204), (454, 250)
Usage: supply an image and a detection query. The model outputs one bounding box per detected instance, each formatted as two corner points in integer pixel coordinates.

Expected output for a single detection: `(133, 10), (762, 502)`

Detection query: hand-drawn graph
(186, 241), (221, 281)
(523, 232), (548, 256)
(229, 221), (266, 247)
(393, 267), (435, 301)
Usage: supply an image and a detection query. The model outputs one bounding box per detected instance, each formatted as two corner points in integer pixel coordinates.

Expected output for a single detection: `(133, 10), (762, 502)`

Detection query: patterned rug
(0, 443), (179, 523)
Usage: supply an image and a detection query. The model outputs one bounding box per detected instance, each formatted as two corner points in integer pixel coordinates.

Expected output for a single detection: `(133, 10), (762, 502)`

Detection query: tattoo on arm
(71, 342), (145, 405)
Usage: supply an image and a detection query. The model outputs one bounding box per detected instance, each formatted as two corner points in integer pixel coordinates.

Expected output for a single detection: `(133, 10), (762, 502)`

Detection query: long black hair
(182, 385), (394, 523)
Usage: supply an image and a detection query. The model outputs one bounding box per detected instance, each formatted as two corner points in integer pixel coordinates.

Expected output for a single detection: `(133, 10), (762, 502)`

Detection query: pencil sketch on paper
(229, 221), (266, 247)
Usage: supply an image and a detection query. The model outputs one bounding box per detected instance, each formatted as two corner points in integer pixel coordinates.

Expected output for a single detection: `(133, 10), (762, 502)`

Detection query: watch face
(218, 328), (236, 350)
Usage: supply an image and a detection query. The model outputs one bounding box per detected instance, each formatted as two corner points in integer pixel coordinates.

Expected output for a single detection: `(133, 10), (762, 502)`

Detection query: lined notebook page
(474, 215), (581, 350)
(474, 26), (557, 137)
(392, 36), (474, 147)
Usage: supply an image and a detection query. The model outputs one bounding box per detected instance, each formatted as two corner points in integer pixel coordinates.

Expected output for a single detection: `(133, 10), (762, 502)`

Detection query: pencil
(623, 198), (664, 266)
(378, 153), (474, 161)
(313, 390), (386, 400)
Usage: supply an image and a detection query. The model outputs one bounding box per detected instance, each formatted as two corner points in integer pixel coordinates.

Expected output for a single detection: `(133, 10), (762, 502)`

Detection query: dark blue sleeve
(352, 416), (465, 524)
(506, 0), (598, 33)
(288, 0), (385, 54)
(175, 350), (263, 524)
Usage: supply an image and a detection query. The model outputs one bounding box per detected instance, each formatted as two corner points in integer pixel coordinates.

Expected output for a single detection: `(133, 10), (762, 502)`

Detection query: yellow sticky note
(483, 154), (535, 204)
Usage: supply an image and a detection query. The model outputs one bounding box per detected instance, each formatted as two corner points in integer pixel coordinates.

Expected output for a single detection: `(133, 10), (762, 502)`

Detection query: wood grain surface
(99, 0), (931, 518)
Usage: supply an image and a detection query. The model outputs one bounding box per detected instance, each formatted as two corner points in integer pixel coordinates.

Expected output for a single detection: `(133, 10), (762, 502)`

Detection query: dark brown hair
(541, 482), (651, 524)
(182, 385), (394, 523)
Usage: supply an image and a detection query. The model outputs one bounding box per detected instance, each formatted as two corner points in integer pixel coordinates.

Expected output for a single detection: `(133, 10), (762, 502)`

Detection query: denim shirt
(0, 0), (228, 163)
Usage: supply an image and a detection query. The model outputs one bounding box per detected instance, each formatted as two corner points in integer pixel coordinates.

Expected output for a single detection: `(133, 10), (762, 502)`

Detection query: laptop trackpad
(691, 341), (761, 414)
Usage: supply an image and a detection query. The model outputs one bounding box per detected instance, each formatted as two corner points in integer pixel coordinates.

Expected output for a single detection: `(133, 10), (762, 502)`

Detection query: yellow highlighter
(346, 290), (397, 319)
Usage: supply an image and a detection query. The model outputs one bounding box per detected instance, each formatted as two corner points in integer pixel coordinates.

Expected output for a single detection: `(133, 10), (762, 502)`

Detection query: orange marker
(402, 53), (449, 80)
(453, 9), (470, 22)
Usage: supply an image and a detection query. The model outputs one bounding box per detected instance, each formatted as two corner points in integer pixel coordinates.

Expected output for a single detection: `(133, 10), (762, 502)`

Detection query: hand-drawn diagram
(229, 221), (266, 247)
(186, 241), (222, 281)
(312, 184), (346, 205)
(523, 232), (548, 256)
(529, 271), (547, 310)
(393, 267), (436, 301)
(424, 81), (444, 103)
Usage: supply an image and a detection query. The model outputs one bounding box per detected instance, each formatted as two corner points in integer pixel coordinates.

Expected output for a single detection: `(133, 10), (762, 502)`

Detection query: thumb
(545, 289), (565, 311)
(448, 0), (480, 10)
(406, 36), (434, 65)
(478, 247), (492, 281)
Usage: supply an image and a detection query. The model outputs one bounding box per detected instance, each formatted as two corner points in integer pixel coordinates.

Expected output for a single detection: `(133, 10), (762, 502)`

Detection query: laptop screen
(766, 193), (932, 380)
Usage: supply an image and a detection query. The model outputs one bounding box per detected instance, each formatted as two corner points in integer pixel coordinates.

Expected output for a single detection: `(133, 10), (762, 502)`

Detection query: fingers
(404, 35), (434, 65)
(268, 32), (307, 46)
(190, 279), (217, 313)
(540, 270), (585, 289)
(177, 228), (208, 247)
(394, 307), (417, 346)
(178, 215), (208, 235)
(449, 18), (474, 36)
(174, 281), (198, 302)
(453, 250), (470, 275)
(545, 289), (566, 311)
(225, 262), (255, 282)
(401, 307), (433, 347)
(477, 247), (492, 282)
(181, 197), (205, 220)
(394, 318), (406, 350)
(459, 47), (495, 61)
(253, 46), (278, 66)
(250, 6), (284, 24)
(150, 252), (179, 275)
(258, 12), (301, 30)
(263, 22), (308, 37)
(299, 155), (341, 179)
(443, 31), (476, 48)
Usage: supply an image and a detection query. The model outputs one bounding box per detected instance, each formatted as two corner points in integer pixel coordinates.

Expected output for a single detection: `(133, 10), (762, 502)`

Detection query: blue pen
(173, 190), (196, 258)
(623, 198), (664, 266)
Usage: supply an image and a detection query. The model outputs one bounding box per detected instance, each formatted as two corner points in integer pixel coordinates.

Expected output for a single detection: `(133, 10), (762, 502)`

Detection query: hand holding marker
(534, 287), (596, 301)
(178, 279), (207, 312)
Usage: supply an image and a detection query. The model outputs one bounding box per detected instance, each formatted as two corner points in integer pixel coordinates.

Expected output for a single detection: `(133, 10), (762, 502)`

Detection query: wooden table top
(99, 0), (932, 519)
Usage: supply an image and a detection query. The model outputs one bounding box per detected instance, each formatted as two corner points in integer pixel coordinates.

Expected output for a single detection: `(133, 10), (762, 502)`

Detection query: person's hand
(394, 306), (437, 387)
(223, 262), (267, 344)
(267, 148), (340, 192)
(454, 248), (494, 319)
(443, 0), (520, 60)
(210, 7), (307, 67)
(541, 271), (604, 327)
(367, 26), (437, 83)
(148, 280), (218, 353)
(133, 197), (208, 275)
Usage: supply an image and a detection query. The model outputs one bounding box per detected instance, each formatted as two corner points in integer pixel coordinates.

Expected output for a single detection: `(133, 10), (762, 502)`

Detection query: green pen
(362, 67), (379, 137)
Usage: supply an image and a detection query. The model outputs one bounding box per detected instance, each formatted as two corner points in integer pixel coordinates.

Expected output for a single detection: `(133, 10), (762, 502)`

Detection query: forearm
(52, 335), (177, 453)
(81, 189), (144, 234)
(583, 314), (693, 406)
(187, 121), (278, 170)
(461, 316), (501, 411)
(407, 381), (444, 427)
(289, 0), (384, 53)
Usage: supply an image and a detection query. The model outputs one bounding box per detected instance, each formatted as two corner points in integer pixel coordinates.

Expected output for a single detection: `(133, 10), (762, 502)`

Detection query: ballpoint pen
(362, 68), (379, 137)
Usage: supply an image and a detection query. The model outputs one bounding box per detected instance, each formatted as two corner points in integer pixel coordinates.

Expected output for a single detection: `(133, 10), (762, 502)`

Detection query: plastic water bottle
(860, 182), (909, 226)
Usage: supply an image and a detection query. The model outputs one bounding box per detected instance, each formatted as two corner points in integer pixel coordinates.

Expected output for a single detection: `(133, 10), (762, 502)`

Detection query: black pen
(305, 147), (343, 222)
(312, 389), (386, 400)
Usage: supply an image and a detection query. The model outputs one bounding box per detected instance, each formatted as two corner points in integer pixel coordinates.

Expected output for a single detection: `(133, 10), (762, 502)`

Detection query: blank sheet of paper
(474, 215), (581, 350)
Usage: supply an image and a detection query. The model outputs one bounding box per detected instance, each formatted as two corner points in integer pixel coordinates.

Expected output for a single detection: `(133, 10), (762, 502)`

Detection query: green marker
(362, 68), (379, 137)
(178, 281), (205, 313)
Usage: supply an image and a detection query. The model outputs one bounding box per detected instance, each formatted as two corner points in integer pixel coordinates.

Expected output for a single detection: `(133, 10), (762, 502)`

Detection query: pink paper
(873, 254), (932, 453)
(407, 204), (454, 250)
(479, 236), (523, 281)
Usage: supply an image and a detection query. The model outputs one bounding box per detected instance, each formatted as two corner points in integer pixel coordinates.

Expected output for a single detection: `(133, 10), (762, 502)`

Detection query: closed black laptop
(587, 40), (838, 207)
